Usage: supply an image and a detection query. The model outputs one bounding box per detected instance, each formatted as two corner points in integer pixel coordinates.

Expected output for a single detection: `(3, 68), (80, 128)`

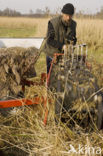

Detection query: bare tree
(29, 9), (34, 15)
(36, 9), (44, 14)
(44, 7), (50, 17)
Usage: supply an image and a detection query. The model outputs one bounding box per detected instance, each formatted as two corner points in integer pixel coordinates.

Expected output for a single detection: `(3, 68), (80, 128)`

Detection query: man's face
(62, 13), (72, 23)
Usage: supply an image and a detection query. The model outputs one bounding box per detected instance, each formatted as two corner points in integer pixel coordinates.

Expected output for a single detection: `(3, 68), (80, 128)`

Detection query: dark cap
(61, 3), (74, 15)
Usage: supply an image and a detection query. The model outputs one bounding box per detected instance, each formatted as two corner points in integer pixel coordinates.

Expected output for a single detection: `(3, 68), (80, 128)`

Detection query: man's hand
(66, 36), (77, 45)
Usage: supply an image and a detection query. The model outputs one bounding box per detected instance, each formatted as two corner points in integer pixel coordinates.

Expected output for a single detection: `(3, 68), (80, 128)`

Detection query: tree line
(0, 8), (21, 16)
(0, 7), (103, 19)
(0, 7), (50, 17)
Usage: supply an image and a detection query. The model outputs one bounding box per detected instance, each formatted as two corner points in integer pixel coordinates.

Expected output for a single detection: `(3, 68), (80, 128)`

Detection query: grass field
(0, 17), (48, 37)
(0, 16), (103, 155)
(0, 17), (103, 44)
(0, 16), (103, 62)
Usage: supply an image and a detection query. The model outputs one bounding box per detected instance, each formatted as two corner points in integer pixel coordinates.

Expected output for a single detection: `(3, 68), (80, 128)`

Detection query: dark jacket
(40, 15), (77, 57)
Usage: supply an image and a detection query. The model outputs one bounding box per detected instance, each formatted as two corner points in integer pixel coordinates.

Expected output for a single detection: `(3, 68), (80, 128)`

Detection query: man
(40, 3), (77, 74)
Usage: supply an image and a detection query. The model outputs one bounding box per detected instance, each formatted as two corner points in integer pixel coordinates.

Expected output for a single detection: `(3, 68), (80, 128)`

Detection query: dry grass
(0, 16), (103, 50)
(0, 54), (103, 155)
(76, 18), (103, 51)
(0, 90), (103, 155)
(0, 17), (103, 155)
(0, 17), (49, 37)
(0, 17), (42, 28)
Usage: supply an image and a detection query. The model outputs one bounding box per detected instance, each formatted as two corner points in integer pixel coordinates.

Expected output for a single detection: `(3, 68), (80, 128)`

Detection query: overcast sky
(0, 0), (103, 14)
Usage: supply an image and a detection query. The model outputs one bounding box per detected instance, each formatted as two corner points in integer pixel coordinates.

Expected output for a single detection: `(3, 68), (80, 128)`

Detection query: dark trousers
(46, 56), (52, 74)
